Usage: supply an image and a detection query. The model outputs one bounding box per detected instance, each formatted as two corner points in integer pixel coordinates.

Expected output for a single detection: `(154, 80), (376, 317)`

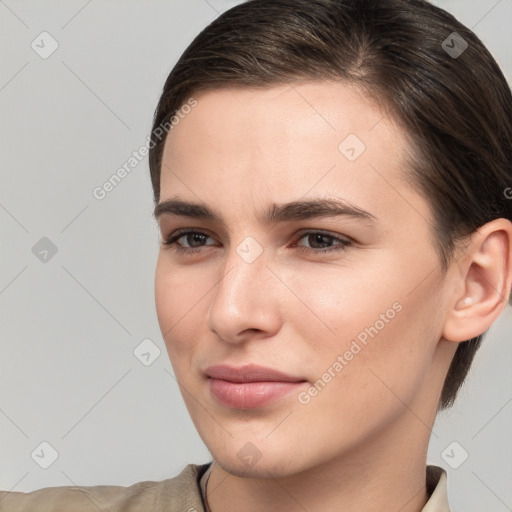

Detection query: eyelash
(162, 229), (352, 255)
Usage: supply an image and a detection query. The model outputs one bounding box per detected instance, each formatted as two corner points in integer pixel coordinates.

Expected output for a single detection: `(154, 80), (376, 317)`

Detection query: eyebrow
(153, 196), (377, 225)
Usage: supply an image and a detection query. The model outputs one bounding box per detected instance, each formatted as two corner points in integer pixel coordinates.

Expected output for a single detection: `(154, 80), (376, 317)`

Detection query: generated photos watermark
(298, 301), (403, 405)
(92, 97), (198, 201)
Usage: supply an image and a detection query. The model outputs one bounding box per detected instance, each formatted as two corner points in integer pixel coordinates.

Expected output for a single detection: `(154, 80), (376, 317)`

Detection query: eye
(162, 228), (352, 256)
(162, 229), (216, 254)
(293, 231), (352, 254)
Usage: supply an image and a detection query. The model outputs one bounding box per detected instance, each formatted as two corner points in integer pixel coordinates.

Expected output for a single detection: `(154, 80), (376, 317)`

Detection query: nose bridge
(206, 234), (280, 340)
(214, 234), (268, 310)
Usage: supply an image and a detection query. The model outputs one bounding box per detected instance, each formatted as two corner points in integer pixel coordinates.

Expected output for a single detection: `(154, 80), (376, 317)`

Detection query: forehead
(159, 81), (432, 232)
(165, 80), (393, 155)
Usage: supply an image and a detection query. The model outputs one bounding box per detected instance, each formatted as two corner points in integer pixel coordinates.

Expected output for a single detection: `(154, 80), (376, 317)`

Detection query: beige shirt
(0, 463), (450, 511)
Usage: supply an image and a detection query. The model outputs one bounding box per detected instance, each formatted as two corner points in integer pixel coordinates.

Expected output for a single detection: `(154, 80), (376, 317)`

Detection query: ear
(442, 218), (512, 343)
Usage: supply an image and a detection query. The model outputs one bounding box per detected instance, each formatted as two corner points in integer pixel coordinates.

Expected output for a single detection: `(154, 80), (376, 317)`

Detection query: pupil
(312, 234), (329, 248)
(190, 234), (205, 247)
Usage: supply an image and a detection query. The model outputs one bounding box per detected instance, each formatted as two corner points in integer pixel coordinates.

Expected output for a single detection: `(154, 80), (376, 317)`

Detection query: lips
(205, 363), (305, 383)
(205, 364), (307, 409)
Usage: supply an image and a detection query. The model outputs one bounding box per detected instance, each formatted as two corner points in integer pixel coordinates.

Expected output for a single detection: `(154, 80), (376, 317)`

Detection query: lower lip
(208, 378), (306, 409)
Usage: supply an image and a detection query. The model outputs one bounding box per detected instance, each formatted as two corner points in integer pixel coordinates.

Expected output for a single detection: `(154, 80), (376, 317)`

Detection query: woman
(2, 0), (511, 510)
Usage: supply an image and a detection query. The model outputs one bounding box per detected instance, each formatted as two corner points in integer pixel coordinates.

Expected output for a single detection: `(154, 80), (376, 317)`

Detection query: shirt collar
(422, 465), (450, 511)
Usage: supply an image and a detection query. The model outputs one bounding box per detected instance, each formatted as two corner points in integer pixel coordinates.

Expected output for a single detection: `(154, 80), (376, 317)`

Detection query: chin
(213, 454), (297, 479)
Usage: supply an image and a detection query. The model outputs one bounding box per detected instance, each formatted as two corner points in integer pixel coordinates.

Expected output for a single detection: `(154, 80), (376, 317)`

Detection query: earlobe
(442, 219), (512, 343)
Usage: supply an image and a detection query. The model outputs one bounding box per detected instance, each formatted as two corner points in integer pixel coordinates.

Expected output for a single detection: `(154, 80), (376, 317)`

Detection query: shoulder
(0, 463), (210, 512)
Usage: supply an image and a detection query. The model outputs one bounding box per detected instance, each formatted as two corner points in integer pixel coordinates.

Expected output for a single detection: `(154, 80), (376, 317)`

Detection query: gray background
(0, 1), (511, 510)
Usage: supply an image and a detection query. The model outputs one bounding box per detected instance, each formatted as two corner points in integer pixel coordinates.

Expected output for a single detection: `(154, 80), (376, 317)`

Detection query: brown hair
(148, 0), (512, 410)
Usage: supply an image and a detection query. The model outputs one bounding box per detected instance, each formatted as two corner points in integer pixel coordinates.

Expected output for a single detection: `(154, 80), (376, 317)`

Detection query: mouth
(205, 364), (308, 409)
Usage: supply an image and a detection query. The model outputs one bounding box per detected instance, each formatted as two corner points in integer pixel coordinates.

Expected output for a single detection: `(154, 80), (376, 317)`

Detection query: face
(154, 81), (456, 478)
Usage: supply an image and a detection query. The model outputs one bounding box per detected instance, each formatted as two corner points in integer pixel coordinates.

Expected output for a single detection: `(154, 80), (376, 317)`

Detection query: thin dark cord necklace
(203, 467), (212, 512)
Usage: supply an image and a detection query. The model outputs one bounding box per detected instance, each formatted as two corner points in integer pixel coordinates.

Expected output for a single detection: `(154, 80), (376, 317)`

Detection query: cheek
(154, 256), (209, 362)
(281, 262), (397, 351)
(286, 261), (440, 409)
(292, 311), (435, 448)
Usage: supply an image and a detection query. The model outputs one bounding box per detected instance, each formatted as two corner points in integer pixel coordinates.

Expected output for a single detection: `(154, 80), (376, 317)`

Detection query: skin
(154, 81), (512, 512)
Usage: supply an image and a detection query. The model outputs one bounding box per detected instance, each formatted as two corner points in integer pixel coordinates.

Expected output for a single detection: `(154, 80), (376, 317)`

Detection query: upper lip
(205, 364), (306, 383)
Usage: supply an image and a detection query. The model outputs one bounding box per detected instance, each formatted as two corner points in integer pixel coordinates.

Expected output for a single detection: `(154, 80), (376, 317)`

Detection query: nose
(206, 241), (282, 345)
